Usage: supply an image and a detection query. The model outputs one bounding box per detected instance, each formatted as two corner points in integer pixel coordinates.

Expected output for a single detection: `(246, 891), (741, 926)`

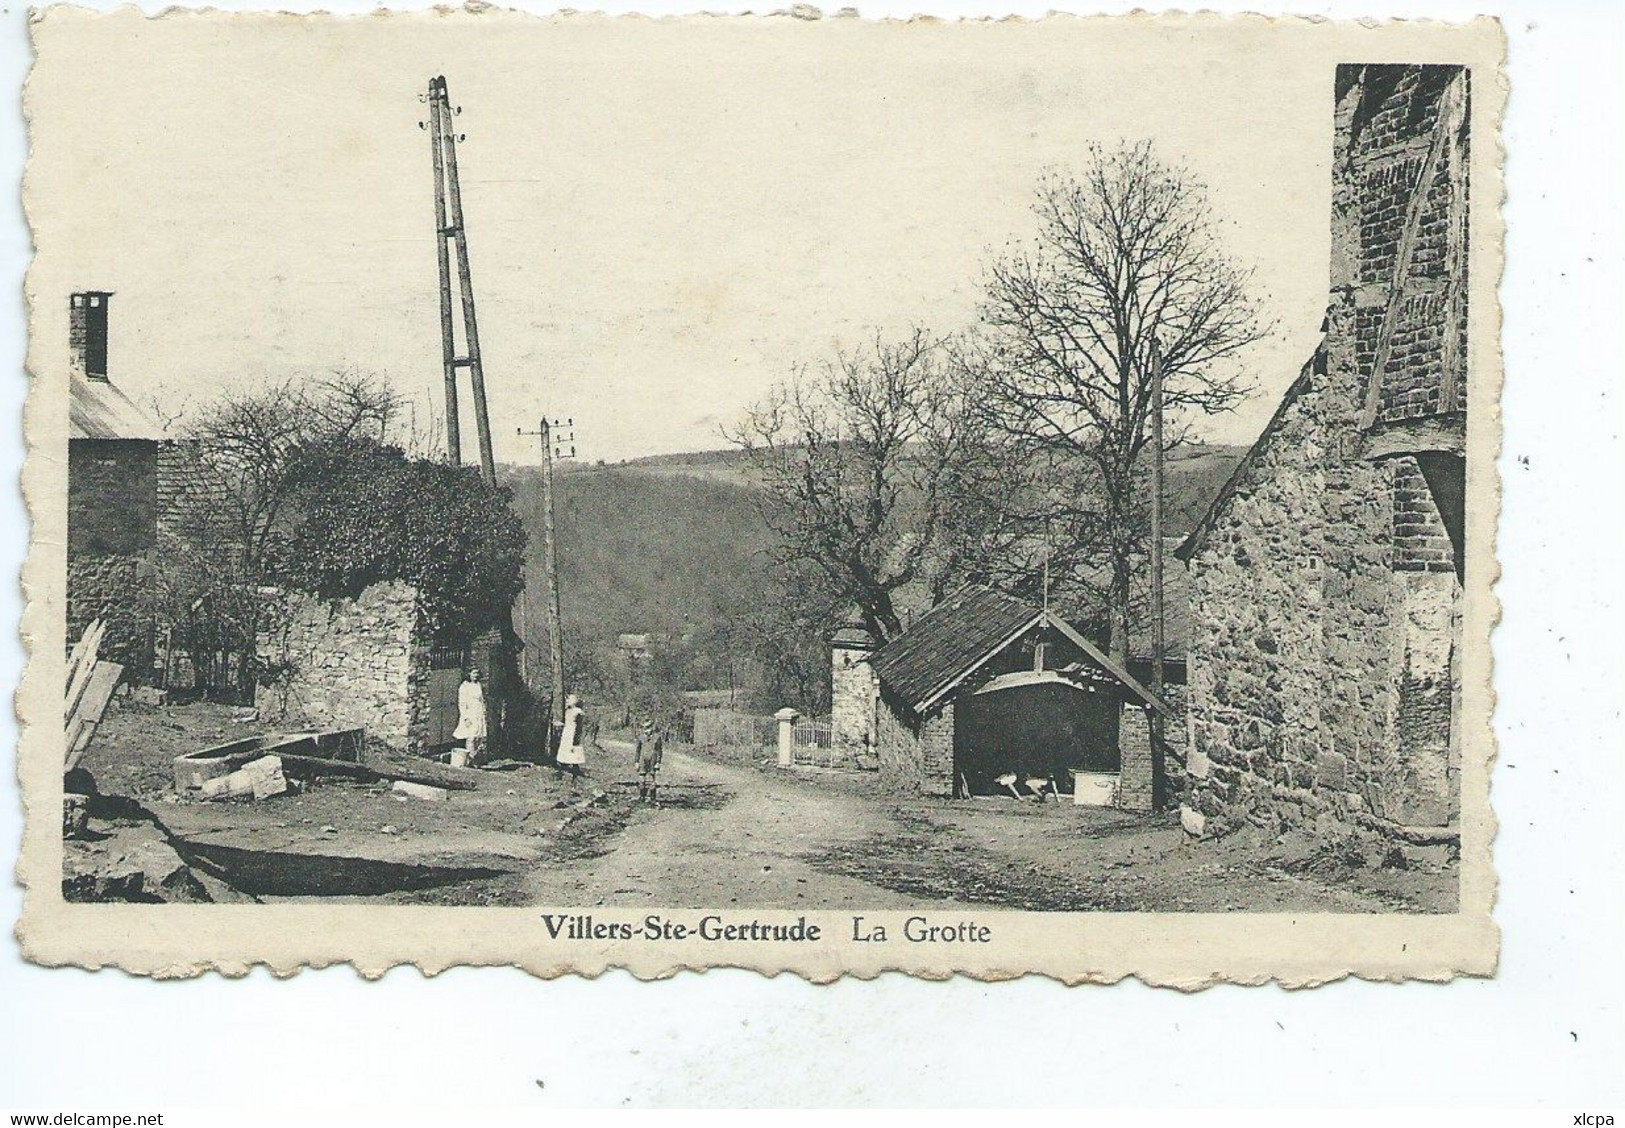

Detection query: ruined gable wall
(1186, 367), (1343, 834)
(256, 580), (433, 750)
(1340, 65), (1470, 429)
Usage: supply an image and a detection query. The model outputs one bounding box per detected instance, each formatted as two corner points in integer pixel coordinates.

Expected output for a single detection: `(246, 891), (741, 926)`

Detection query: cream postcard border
(14, 7), (1505, 985)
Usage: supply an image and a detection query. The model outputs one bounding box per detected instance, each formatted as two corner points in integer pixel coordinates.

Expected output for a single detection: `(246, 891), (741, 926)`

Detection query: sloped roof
(69, 374), (165, 441)
(871, 586), (1040, 714)
(870, 586), (1170, 716)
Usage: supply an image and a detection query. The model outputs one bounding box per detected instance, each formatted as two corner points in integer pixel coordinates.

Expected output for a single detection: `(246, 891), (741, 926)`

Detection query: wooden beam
(1043, 613), (1172, 716)
(1357, 73), (1459, 432)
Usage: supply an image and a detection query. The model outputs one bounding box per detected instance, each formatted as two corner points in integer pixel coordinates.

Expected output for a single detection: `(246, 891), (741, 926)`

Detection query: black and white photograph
(18, 9), (1499, 983)
(5, 0), (1625, 1118)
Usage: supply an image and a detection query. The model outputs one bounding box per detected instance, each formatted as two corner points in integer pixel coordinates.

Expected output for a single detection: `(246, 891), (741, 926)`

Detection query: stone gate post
(775, 707), (799, 768)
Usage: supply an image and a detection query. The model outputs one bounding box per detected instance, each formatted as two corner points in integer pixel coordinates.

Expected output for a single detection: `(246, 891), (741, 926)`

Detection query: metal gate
(425, 644), (467, 748)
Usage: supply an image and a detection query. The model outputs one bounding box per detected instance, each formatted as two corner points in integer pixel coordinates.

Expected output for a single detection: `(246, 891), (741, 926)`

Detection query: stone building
(65, 291), (186, 680)
(1176, 64), (1469, 843)
(834, 586), (1169, 807)
(256, 580), (517, 754)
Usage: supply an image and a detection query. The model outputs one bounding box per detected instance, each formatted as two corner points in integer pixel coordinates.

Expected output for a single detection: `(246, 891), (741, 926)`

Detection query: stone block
(392, 780), (449, 802)
(1315, 750), (1350, 789)
(1179, 805), (1207, 838)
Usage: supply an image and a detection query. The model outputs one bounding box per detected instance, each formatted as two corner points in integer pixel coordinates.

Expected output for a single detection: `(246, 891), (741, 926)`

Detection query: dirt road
(523, 746), (928, 909)
(520, 746), (1456, 913)
(71, 704), (1455, 911)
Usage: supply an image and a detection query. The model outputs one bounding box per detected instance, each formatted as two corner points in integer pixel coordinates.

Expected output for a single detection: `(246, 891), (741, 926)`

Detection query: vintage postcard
(17, 8), (1504, 984)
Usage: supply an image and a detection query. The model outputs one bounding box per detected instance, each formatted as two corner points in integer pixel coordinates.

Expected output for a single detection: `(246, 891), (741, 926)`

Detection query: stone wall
(1184, 351), (1378, 835)
(1117, 686), (1187, 813)
(69, 438), (158, 558)
(67, 435), (160, 679)
(874, 691), (956, 798)
(1117, 706), (1155, 813)
(67, 437), (201, 684)
(256, 580), (433, 750)
(1185, 366), (1461, 837)
(1181, 63), (1466, 843)
(874, 687), (925, 793)
(66, 554), (155, 676)
(920, 704), (955, 798)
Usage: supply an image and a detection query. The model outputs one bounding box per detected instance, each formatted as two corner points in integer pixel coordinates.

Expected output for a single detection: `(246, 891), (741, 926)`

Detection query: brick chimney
(69, 291), (112, 382)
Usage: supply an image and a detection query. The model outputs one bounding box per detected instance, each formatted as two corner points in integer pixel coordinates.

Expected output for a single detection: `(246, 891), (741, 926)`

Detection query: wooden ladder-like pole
(428, 77), (460, 467)
(430, 75), (497, 485)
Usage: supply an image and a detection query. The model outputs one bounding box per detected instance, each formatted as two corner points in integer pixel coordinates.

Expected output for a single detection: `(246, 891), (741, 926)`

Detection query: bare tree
(976, 141), (1270, 662)
(159, 372), (400, 698)
(728, 329), (982, 644)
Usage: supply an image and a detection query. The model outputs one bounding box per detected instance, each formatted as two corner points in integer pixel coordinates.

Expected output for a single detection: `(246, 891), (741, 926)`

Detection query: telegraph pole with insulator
(519, 417), (575, 739)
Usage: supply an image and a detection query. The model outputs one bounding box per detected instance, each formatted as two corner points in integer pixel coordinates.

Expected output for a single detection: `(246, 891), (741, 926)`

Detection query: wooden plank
(278, 753), (478, 792)
(64, 660), (123, 772)
(64, 623), (92, 694)
(64, 619), (106, 727)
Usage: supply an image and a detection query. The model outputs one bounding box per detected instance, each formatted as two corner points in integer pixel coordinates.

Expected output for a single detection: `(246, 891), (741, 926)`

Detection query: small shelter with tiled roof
(833, 585), (1172, 810)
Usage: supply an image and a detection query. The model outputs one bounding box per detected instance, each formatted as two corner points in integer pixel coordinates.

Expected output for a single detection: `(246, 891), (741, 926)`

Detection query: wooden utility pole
(1149, 340), (1167, 807)
(1150, 343), (1166, 698)
(520, 418), (573, 728)
(426, 75), (496, 485)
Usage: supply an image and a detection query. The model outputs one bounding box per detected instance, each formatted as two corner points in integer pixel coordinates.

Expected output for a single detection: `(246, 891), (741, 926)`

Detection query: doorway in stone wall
(425, 643), (468, 750)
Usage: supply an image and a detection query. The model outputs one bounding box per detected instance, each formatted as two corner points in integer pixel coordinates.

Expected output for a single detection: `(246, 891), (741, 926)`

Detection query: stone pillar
(775, 707), (799, 768)
(830, 626), (878, 752)
(1116, 703), (1155, 813)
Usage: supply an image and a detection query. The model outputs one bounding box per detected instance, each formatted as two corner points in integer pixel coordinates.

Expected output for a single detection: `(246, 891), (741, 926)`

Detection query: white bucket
(1071, 770), (1118, 807)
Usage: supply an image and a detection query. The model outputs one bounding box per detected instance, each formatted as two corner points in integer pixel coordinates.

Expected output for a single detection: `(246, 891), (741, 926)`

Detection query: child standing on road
(635, 720), (664, 804)
(555, 694), (587, 790)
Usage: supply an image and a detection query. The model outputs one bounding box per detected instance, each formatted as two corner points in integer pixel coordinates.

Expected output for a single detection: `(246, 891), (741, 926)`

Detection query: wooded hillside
(501, 443), (1245, 713)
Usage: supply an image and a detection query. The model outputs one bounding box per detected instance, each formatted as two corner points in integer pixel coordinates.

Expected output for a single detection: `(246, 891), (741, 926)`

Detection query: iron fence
(691, 708), (854, 769)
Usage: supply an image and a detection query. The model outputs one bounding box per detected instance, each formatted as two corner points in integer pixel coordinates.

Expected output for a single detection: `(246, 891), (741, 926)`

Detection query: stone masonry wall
(921, 703), (955, 798)
(874, 692), (955, 797)
(874, 688), (925, 793)
(67, 438), (202, 684)
(1117, 706), (1155, 813)
(256, 580), (433, 750)
(1185, 351), (1357, 836)
(67, 555), (155, 677)
(67, 438), (160, 680)
(1183, 64), (1465, 842)
(68, 438), (158, 558)
(1186, 350), (1457, 837)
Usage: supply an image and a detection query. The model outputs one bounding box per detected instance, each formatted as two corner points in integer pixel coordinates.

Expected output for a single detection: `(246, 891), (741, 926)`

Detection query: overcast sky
(26, 11), (1382, 464)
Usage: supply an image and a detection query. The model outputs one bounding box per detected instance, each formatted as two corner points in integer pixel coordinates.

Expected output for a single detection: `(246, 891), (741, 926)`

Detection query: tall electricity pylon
(425, 75), (496, 485)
